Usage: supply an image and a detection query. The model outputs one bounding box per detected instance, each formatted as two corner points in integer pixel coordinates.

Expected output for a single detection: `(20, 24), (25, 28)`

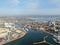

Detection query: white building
(4, 23), (15, 28)
(0, 28), (9, 38)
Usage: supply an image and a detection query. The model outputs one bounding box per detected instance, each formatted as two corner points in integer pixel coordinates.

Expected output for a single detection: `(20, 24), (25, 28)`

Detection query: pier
(33, 36), (52, 45)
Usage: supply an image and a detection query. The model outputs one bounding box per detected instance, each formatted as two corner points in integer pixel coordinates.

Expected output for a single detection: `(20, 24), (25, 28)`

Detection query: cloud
(24, 0), (39, 9)
(1, 8), (60, 15)
(8, 0), (20, 6)
(7, 0), (39, 8)
(48, 0), (60, 7)
(25, 2), (38, 9)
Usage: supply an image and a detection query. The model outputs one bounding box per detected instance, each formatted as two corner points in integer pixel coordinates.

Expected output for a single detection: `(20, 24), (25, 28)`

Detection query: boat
(53, 29), (60, 44)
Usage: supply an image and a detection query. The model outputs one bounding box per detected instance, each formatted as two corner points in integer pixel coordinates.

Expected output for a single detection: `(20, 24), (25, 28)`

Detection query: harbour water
(4, 15), (60, 45)
(4, 28), (60, 45)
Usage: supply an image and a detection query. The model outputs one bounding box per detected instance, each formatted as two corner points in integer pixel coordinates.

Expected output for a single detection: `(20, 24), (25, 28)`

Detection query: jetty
(33, 36), (52, 45)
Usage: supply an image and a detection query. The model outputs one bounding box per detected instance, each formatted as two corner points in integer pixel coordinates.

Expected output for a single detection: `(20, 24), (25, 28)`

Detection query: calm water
(4, 28), (60, 45)
(4, 15), (60, 45)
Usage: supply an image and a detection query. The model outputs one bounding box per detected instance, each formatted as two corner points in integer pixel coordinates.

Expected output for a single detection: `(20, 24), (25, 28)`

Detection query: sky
(0, 0), (60, 16)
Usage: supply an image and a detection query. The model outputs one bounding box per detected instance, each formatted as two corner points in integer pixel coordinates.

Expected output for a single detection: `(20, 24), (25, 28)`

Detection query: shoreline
(0, 30), (27, 45)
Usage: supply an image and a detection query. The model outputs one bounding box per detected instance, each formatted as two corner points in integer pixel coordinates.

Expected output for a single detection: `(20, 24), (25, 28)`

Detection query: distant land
(0, 15), (60, 17)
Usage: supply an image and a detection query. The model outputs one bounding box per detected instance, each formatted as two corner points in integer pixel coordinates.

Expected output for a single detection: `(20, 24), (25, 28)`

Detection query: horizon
(0, 15), (60, 17)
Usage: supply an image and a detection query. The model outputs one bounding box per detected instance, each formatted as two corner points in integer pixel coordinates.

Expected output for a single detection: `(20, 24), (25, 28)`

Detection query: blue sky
(0, 0), (60, 16)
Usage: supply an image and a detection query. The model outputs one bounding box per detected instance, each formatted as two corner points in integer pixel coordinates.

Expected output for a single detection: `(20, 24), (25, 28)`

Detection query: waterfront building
(48, 21), (52, 26)
(4, 23), (14, 28)
(0, 28), (9, 39)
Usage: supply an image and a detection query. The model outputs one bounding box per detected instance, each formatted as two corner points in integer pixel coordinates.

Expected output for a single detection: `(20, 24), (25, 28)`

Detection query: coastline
(0, 30), (27, 45)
